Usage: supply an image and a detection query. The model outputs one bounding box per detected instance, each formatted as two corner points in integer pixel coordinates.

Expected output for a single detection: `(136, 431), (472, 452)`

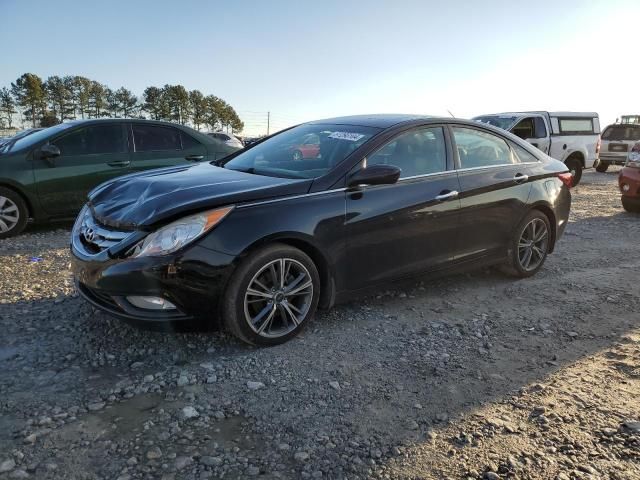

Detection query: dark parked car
(0, 119), (238, 238)
(71, 115), (572, 345)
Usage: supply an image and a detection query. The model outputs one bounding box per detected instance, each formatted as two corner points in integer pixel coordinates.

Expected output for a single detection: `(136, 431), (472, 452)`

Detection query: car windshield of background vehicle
(2, 123), (72, 154)
(222, 124), (380, 179)
(474, 115), (518, 131)
(602, 125), (640, 141)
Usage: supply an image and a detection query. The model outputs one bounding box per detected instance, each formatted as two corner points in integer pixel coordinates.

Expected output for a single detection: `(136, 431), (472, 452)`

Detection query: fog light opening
(126, 296), (177, 310)
(622, 183), (630, 192)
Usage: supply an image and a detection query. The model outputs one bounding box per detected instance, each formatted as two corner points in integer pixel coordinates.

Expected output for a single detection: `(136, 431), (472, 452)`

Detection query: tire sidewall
(224, 244), (320, 346)
(565, 157), (582, 185)
(510, 210), (551, 277)
(0, 188), (28, 239)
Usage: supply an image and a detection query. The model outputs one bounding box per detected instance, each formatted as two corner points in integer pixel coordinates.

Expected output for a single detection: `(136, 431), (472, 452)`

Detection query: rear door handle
(107, 161), (130, 167)
(185, 155), (204, 161)
(514, 173), (529, 184)
(435, 190), (459, 201)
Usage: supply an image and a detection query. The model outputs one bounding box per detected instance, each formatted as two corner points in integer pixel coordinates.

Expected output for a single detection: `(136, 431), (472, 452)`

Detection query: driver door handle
(107, 160), (130, 167)
(185, 155), (204, 161)
(514, 173), (529, 184)
(435, 190), (459, 201)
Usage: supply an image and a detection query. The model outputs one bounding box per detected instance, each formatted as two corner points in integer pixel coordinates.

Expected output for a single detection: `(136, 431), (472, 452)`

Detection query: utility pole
(267, 111), (270, 136)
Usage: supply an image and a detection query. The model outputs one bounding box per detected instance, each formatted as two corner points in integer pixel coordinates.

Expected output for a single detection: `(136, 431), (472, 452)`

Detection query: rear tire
(0, 187), (28, 239)
(292, 150), (303, 161)
(501, 210), (551, 278)
(595, 163), (609, 173)
(223, 243), (320, 346)
(622, 197), (640, 213)
(565, 157), (583, 185)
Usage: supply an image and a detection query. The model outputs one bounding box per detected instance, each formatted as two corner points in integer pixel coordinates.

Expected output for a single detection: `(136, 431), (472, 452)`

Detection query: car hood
(89, 162), (310, 229)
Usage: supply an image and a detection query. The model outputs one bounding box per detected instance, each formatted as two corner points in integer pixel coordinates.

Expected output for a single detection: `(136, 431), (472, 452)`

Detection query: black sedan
(71, 115), (572, 345)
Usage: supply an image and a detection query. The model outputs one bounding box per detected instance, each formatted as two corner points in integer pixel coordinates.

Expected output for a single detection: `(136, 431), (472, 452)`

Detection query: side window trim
(131, 123), (183, 153)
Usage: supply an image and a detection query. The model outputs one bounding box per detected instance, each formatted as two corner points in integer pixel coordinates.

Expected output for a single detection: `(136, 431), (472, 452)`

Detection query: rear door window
(452, 127), (514, 168)
(132, 124), (182, 152)
(53, 124), (126, 156)
(510, 143), (539, 163)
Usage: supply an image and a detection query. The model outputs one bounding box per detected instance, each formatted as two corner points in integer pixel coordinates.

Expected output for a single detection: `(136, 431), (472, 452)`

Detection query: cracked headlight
(132, 206), (234, 257)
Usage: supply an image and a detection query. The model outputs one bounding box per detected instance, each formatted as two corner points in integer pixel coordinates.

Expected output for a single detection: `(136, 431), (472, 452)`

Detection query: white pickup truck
(473, 111), (601, 185)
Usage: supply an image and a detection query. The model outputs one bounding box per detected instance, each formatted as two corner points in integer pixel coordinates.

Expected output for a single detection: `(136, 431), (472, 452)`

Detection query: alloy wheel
(0, 196), (19, 233)
(243, 257), (314, 338)
(517, 218), (549, 271)
(292, 150), (303, 161)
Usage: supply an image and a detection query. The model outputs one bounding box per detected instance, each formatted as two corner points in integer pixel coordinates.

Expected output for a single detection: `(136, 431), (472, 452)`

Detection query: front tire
(501, 210), (551, 278)
(0, 187), (28, 239)
(292, 150), (303, 161)
(565, 157), (583, 185)
(622, 197), (640, 213)
(223, 244), (320, 346)
(595, 163), (609, 173)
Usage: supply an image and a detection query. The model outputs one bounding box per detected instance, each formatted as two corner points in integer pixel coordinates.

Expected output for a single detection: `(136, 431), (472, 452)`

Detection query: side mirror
(39, 144), (61, 166)
(348, 163), (401, 188)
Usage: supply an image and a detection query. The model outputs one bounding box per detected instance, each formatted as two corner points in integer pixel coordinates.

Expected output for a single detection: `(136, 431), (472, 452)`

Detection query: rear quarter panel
(526, 159), (571, 249)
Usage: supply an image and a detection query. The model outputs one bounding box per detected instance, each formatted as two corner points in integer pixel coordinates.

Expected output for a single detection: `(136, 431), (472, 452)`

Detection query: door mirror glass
(348, 163), (401, 187)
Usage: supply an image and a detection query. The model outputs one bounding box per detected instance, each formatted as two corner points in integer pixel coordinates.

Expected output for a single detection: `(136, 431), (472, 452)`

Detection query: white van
(473, 111), (600, 185)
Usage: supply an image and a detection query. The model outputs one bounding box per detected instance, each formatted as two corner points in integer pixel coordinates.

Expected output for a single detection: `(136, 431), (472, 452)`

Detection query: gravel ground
(0, 168), (639, 480)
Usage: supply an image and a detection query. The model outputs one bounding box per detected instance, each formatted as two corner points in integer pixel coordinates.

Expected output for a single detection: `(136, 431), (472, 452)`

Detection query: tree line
(0, 73), (244, 133)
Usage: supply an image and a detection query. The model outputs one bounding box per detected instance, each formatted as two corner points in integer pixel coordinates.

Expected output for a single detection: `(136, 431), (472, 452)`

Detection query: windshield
(602, 125), (640, 141)
(2, 123), (74, 154)
(222, 123), (380, 178)
(473, 115), (519, 131)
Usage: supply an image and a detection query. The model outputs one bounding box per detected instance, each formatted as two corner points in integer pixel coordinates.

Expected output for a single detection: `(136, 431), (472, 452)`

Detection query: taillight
(596, 136), (601, 154)
(558, 172), (573, 188)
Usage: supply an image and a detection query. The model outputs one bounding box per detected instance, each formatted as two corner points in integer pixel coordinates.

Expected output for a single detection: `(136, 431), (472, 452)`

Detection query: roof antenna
(447, 110), (455, 118)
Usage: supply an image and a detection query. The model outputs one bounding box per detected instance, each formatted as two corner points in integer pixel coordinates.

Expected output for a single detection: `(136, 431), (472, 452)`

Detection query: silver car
(597, 123), (640, 172)
(207, 132), (244, 149)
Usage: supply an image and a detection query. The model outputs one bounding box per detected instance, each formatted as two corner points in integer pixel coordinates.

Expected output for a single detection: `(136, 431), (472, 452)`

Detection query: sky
(2, 0), (639, 135)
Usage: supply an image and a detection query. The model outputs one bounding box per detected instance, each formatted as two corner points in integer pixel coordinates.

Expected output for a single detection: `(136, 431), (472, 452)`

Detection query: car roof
(477, 111), (599, 118)
(59, 118), (196, 128)
(308, 114), (443, 128)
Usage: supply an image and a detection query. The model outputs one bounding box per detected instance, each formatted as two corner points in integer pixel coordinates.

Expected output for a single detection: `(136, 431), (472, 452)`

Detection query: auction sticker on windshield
(328, 132), (366, 141)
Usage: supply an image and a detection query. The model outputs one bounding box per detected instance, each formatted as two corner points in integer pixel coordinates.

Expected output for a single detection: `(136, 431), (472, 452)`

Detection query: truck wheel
(595, 163), (609, 173)
(0, 187), (29, 239)
(565, 157), (583, 186)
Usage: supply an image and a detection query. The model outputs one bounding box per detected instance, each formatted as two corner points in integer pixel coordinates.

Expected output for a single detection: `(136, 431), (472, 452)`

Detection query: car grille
(77, 214), (132, 255)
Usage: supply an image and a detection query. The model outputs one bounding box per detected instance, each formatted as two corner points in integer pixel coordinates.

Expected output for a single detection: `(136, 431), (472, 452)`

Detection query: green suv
(0, 119), (239, 238)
